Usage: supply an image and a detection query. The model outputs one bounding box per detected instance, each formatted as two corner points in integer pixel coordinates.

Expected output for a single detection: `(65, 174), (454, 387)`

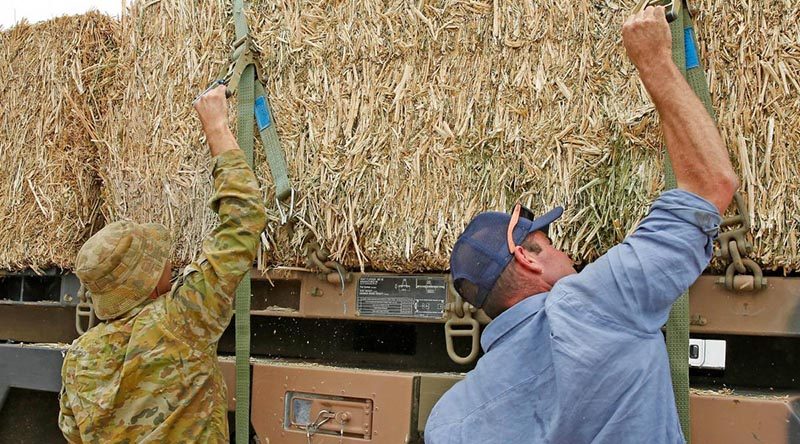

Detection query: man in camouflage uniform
(58, 84), (267, 443)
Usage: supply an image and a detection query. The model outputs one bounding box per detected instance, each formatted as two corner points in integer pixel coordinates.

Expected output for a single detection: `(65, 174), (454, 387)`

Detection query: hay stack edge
(0, 0), (798, 275)
(0, 13), (118, 271)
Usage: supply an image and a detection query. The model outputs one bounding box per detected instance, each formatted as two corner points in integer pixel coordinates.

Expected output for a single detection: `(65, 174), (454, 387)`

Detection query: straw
(3, 0), (798, 274)
(0, 13), (118, 271)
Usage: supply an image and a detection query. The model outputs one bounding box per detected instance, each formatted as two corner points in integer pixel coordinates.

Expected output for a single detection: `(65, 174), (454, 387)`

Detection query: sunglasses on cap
(506, 203), (537, 254)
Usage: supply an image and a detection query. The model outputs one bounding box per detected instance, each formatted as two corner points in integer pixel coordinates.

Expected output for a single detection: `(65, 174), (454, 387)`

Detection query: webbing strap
(664, 5), (715, 442)
(234, 63), (255, 444)
(232, 0), (249, 40)
(664, 11), (688, 442)
(254, 81), (291, 201)
(232, 1), (253, 443)
(230, 1), (294, 440)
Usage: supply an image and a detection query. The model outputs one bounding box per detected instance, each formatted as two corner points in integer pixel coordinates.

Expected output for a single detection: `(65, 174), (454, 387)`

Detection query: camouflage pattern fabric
(75, 220), (172, 321)
(58, 149), (267, 444)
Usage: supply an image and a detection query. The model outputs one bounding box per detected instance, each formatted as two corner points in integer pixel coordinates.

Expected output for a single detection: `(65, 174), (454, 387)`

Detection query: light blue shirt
(425, 189), (721, 444)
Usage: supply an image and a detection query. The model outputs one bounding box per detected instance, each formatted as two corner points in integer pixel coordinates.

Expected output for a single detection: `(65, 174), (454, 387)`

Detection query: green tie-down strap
(664, 6), (715, 442)
(254, 81), (291, 202)
(232, 78), (291, 443)
(229, 0), (295, 439)
(233, 61), (256, 444)
(231, 2), (256, 442)
(230, 8), (294, 443)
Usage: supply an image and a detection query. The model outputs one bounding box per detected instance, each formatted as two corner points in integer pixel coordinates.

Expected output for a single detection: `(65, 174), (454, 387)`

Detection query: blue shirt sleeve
(551, 189), (720, 333)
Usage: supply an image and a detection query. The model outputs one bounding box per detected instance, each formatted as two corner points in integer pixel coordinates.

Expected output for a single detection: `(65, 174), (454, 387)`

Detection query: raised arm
(550, 8), (740, 332)
(194, 85), (239, 158)
(164, 85), (267, 349)
(622, 6), (739, 212)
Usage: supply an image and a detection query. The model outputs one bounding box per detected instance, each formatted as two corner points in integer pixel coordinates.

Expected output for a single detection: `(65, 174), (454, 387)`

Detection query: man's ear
(513, 245), (542, 274)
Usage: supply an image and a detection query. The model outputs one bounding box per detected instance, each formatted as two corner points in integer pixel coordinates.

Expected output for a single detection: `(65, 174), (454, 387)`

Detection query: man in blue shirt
(425, 6), (739, 444)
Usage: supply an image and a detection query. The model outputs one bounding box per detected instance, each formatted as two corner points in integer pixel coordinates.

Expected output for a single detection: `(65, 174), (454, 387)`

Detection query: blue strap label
(255, 96), (272, 131)
(684, 28), (699, 70)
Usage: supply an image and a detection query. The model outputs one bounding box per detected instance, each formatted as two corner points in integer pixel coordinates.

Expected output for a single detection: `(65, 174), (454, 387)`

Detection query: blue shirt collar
(480, 293), (548, 352)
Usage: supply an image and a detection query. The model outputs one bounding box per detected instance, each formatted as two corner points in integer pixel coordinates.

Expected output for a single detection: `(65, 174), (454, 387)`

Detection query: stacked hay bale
(102, 0), (667, 272)
(248, 0), (800, 272)
(0, 13), (118, 271)
(89, 0), (800, 273)
(4, 0), (797, 274)
(696, 0), (800, 271)
(248, 0), (670, 271)
(93, 0), (233, 264)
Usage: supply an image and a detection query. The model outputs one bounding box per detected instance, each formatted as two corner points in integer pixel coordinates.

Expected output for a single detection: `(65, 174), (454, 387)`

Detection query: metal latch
(444, 281), (489, 365)
(633, 0), (683, 22)
(75, 285), (96, 335)
(287, 392), (372, 441)
(194, 34), (258, 102)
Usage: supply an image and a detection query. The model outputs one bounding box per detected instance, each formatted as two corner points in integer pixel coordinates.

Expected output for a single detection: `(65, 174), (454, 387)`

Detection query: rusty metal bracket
(304, 242), (351, 291)
(719, 259), (766, 292)
(715, 192), (766, 292)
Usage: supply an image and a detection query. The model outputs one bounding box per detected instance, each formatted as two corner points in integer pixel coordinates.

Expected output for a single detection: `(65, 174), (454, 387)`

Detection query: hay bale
(94, 0), (232, 265)
(249, 0), (668, 271)
(0, 13), (118, 271)
(97, 0), (799, 273)
(695, 0), (800, 272)
(249, 0), (799, 272)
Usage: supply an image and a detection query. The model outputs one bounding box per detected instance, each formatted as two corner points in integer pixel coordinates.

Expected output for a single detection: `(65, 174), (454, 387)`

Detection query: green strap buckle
(223, 36), (256, 96)
(633, 0), (684, 23)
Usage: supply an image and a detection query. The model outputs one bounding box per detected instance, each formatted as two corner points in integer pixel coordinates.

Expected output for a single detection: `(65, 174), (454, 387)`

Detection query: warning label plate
(356, 275), (447, 319)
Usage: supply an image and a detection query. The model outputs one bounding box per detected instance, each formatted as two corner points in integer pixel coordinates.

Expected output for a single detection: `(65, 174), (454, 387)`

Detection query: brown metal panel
(4, 273), (798, 340)
(218, 358), (236, 412)
(689, 276), (800, 336)
(690, 391), (800, 443)
(415, 374), (462, 433)
(250, 269), (449, 323)
(251, 360), (416, 443)
(251, 272), (800, 335)
(0, 304), (78, 343)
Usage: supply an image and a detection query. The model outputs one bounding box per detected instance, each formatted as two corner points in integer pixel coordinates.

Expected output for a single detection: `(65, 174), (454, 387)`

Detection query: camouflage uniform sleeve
(164, 149), (267, 349)
(58, 366), (81, 444)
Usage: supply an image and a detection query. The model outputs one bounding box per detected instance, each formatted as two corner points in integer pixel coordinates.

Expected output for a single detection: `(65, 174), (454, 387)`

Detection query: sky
(0, 0), (129, 29)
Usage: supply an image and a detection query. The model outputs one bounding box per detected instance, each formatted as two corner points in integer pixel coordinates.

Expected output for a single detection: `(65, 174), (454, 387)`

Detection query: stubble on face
(532, 231), (577, 285)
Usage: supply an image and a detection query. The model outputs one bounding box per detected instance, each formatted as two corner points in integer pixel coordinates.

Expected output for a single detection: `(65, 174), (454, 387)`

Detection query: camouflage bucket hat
(75, 221), (171, 320)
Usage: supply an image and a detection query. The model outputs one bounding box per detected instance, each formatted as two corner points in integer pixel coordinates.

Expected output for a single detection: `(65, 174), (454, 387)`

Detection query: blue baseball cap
(450, 205), (563, 308)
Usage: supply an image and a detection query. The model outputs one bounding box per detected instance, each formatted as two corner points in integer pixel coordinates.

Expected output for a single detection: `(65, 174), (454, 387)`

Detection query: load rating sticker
(356, 275), (447, 319)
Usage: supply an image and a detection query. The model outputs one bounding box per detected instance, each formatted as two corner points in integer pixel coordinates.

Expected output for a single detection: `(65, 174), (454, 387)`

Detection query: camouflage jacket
(58, 150), (267, 443)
